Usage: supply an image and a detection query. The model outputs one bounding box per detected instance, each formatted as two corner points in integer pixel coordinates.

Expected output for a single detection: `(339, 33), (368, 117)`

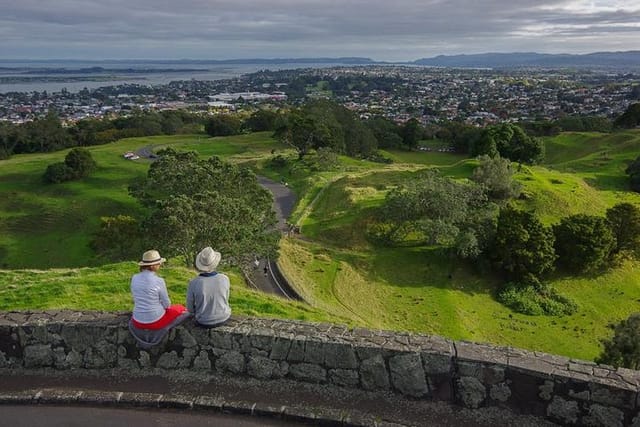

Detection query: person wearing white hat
(186, 247), (231, 327)
(130, 249), (188, 331)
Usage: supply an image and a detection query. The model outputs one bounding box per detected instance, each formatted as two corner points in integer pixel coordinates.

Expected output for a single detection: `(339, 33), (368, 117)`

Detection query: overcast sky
(1, 0), (639, 61)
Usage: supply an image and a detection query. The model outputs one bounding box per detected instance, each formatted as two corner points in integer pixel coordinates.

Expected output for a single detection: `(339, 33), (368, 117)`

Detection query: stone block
(547, 396), (579, 425)
(270, 336), (292, 360)
(323, 341), (358, 369)
(456, 377), (486, 409)
(193, 350), (211, 370)
(360, 354), (390, 391)
(24, 344), (53, 368)
(247, 356), (278, 379)
(329, 368), (360, 387)
(156, 350), (180, 369)
(303, 339), (325, 364)
(422, 351), (452, 375)
(582, 404), (624, 427)
(210, 330), (233, 350)
(289, 363), (326, 383)
(286, 337), (306, 362)
(389, 353), (428, 397)
(215, 350), (245, 374)
(490, 382), (512, 403)
(174, 328), (197, 348)
(590, 383), (637, 410)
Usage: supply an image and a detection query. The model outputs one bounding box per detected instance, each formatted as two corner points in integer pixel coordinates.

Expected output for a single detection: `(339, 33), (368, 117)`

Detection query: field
(2, 130), (640, 360)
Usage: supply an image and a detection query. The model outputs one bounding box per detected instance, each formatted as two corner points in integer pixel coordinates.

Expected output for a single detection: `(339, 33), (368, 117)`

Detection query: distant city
(1, 52), (639, 127)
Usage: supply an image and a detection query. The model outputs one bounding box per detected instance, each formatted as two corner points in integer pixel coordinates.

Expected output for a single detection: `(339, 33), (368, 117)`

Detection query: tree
(472, 123), (544, 164)
(376, 170), (496, 258)
(244, 109), (278, 132)
(64, 147), (97, 178)
(606, 203), (640, 256)
(491, 207), (556, 283)
(614, 103), (640, 129)
(472, 155), (521, 201)
(626, 156), (640, 192)
(130, 149), (278, 264)
(553, 214), (615, 273)
(204, 114), (243, 137)
(400, 118), (422, 150)
(597, 313), (640, 369)
(43, 147), (97, 183)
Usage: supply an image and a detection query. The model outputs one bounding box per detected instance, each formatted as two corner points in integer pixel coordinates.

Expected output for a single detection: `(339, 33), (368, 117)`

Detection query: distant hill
(0, 57), (377, 66)
(412, 51), (640, 69)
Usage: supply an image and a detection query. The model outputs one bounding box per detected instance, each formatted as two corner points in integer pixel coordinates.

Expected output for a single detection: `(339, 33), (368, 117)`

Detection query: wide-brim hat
(138, 249), (166, 266)
(195, 247), (221, 272)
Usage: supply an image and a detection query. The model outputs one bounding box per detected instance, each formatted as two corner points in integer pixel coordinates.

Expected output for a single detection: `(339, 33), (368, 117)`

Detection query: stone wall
(1, 310), (639, 426)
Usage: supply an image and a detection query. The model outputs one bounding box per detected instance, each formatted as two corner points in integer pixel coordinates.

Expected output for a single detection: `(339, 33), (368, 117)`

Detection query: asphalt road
(2, 405), (300, 427)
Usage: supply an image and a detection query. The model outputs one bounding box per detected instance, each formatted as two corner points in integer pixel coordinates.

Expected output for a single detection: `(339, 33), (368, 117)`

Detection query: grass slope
(0, 261), (335, 323)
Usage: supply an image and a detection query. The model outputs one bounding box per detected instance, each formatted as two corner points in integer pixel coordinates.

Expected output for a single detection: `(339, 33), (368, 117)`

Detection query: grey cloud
(0, 0), (638, 59)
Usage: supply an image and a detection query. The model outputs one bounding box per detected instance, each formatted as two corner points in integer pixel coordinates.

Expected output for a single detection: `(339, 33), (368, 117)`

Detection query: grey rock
(193, 351), (212, 370)
(323, 342), (358, 369)
(174, 328), (197, 348)
(24, 344), (53, 368)
(490, 382), (511, 403)
(547, 396), (579, 425)
(250, 334), (274, 352)
(178, 348), (197, 368)
(360, 355), (390, 391)
(138, 351), (151, 368)
(210, 330), (233, 350)
(270, 337), (292, 360)
(287, 337), (306, 362)
(65, 349), (83, 368)
(215, 351), (245, 374)
(457, 377), (486, 409)
(389, 353), (428, 397)
(583, 404), (624, 427)
(422, 352), (451, 375)
(273, 361), (289, 379)
(247, 356), (277, 379)
(303, 339), (325, 364)
(53, 347), (67, 369)
(329, 369), (360, 387)
(355, 345), (383, 362)
(539, 380), (554, 401)
(289, 363), (326, 383)
(0, 351), (7, 368)
(157, 351), (180, 369)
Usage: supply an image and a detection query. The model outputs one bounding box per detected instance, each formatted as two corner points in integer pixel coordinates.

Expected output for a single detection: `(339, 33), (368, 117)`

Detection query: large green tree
(614, 103), (640, 129)
(553, 214), (615, 273)
(597, 313), (640, 369)
(491, 207), (556, 283)
(606, 203), (640, 256)
(376, 170), (496, 258)
(472, 123), (544, 164)
(130, 149), (278, 264)
(471, 155), (522, 201)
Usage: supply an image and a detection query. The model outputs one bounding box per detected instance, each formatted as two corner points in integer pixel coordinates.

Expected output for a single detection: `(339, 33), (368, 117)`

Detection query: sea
(0, 60), (340, 94)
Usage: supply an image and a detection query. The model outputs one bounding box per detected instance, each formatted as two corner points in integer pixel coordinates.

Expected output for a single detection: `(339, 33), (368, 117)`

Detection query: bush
(497, 282), (577, 316)
(43, 162), (75, 183)
(597, 313), (640, 369)
(553, 214), (615, 273)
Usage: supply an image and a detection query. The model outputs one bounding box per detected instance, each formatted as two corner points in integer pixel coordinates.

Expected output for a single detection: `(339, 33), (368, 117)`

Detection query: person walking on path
(129, 250), (190, 348)
(186, 247), (231, 328)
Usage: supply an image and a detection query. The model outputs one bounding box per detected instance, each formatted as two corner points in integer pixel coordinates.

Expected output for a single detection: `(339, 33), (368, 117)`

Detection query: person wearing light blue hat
(186, 247), (231, 328)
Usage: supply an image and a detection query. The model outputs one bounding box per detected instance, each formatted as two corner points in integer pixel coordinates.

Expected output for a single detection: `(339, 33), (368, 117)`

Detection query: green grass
(0, 261), (336, 323)
(0, 132), (283, 269)
(5, 129), (640, 361)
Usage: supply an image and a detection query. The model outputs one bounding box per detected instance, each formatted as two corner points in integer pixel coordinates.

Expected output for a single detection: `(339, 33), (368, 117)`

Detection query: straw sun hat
(195, 247), (221, 272)
(138, 250), (166, 266)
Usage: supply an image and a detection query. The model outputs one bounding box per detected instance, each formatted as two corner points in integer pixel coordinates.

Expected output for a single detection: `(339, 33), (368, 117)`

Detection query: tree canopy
(472, 123), (544, 164)
(597, 313), (640, 369)
(129, 149), (278, 264)
(553, 214), (615, 273)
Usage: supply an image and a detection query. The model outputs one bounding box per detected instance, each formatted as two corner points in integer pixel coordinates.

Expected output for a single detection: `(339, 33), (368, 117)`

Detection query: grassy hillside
(0, 133), (283, 269)
(3, 129), (640, 361)
(0, 261), (335, 323)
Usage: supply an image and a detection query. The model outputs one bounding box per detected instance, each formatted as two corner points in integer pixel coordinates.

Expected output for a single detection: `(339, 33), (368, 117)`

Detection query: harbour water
(0, 60), (338, 93)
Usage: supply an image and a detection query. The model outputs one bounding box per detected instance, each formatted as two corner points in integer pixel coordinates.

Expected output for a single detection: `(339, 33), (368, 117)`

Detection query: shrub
(43, 162), (75, 183)
(497, 282), (577, 316)
(597, 313), (640, 369)
(553, 214), (615, 273)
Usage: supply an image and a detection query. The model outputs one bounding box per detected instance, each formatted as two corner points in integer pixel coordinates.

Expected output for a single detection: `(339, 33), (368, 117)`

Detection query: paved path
(3, 405), (296, 427)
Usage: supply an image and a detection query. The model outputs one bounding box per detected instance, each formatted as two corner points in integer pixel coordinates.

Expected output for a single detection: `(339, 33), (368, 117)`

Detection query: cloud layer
(1, 0), (639, 60)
